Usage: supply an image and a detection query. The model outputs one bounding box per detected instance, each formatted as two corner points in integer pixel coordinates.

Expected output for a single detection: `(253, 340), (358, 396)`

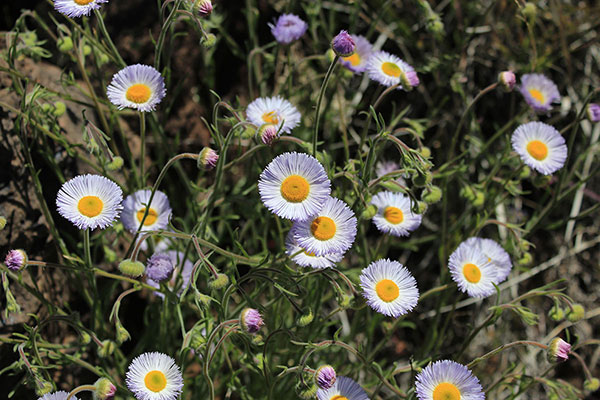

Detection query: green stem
(93, 9), (126, 68)
(467, 340), (547, 368)
(139, 112), (146, 187)
(66, 385), (96, 400)
(313, 55), (339, 156)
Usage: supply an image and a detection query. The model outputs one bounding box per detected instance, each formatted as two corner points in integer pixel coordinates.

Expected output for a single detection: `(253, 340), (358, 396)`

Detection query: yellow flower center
(77, 195), (104, 218)
(433, 382), (461, 400)
(375, 279), (400, 302)
(262, 111), (280, 124)
(330, 396), (349, 400)
(303, 250), (316, 257)
(310, 216), (337, 241)
(463, 263), (481, 283)
(125, 83), (152, 104)
(528, 88), (545, 103)
(526, 140), (548, 161)
(381, 62), (401, 77)
(280, 175), (310, 203)
(343, 53), (361, 67)
(383, 206), (404, 224)
(74, 0), (94, 4)
(136, 207), (159, 226)
(144, 370), (167, 392)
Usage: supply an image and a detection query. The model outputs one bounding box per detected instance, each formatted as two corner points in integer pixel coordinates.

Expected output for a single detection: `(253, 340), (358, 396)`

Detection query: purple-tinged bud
(499, 71), (516, 91)
(400, 69), (420, 91)
(241, 308), (264, 334)
(146, 252), (174, 282)
(195, 0), (212, 16)
(587, 103), (600, 122)
(5, 249), (27, 271)
(259, 124), (279, 146)
(331, 30), (355, 57)
(547, 337), (571, 363)
(94, 377), (116, 400)
(315, 365), (336, 390)
(198, 147), (219, 170)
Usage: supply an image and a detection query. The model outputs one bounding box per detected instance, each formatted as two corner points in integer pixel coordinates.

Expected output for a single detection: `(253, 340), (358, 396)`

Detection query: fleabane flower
(511, 121), (567, 175)
(107, 64), (166, 112)
(519, 73), (560, 113)
(126, 352), (183, 400)
(269, 14), (308, 44)
(241, 308), (264, 334)
(317, 376), (369, 400)
(292, 197), (357, 256)
(339, 35), (373, 74)
(285, 231), (343, 269)
(147, 251), (193, 298)
(463, 237), (512, 283)
(246, 96), (301, 135)
(56, 174), (123, 230)
(415, 360), (485, 400)
(448, 243), (498, 298)
(53, 0), (108, 18)
(258, 152), (331, 221)
(315, 365), (337, 390)
(588, 103), (600, 122)
(367, 51), (419, 90)
(370, 192), (422, 237)
(38, 391), (78, 400)
(360, 259), (419, 318)
(121, 190), (172, 233)
(5, 249), (28, 271)
(331, 30), (355, 57)
(547, 338), (571, 363)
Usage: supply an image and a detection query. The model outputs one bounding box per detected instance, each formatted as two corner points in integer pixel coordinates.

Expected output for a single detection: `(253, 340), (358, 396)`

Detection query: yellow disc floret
(310, 216), (337, 241)
(433, 382), (461, 400)
(383, 206), (404, 224)
(136, 208), (158, 226)
(126, 84), (152, 104)
(280, 175), (310, 203)
(343, 53), (361, 67)
(144, 370), (167, 393)
(381, 62), (401, 78)
(262, 111), (280, 124)
(526, 140), (548, 161)
(74, 0), (94, 4)
(77, 195), (104, 218)
(528, 88), (545, 104)
(330, 396), (349, 400)
(375, 279), (400, 302)
(462, 263), (481, 283)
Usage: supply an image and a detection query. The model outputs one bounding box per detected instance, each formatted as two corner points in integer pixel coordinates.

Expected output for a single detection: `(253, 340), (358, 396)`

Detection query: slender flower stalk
(313, 55), (339, 156)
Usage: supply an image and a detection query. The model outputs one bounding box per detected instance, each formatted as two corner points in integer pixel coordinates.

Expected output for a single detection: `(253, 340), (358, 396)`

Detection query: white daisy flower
(360, 259), (419, 318)
(53, 0), (108, 18)
(258, 152), (331, 221)
(246, 96), (301, 134)
(370, 192), (422, 237)
(121, 190), (172, 233)
(126, 352), (184, 400)
(511, 121), (567, 175)
(285, 231), (343, 269)
(415, 360), (484, 400)
(38, 391), (78, 400)
(292, 197), (357, 256)
(56, 174), (123, 230)
(519, 73), (560, 113)
(464, 237), (512, 283)
(367, 51), (419, 90)
(317, 376), (369, 400)
(448, 243), (498, 298)
(107, 64), (166, 112)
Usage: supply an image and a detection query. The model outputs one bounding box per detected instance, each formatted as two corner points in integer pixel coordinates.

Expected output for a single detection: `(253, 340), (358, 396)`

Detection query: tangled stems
(467, 340), (547, 368)
(203, 319), (240, 400)
(313, 55), (339, 156)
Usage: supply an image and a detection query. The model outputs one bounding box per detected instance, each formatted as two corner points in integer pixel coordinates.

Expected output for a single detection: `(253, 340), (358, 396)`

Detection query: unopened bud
(118, 259), (145, 278)
(241, 308), (264, 334)
(421, 185), (442, 204)
(567, 304), (585, 323)
(203, 33), (217, 48)
(106, 156), (124, 171)
(98, 340), (115, 358)
(498, 71), (516, 92)
(297, 309), (314, 327)
(315, 365), (336, 390)
(94, 377), (116, 400)
(584, 378), (600, 392)
(208, 273), (229, 290)
(361, 204), (378, 220)
(198, 147), (218, 170)
(53, 101), (67, 117)
(548, 305), (564, 321)
(57, 37), (73, 52)
(259, 124), (279, 146)
(547, 337), (571, 363)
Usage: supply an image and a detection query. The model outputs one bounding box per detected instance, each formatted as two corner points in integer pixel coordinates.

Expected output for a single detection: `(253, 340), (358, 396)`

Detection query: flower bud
(57, 37), (73, 52)
(0, 215), (6, 230)
(548, 305), (564, 321)
(471, 190), (485, 207)
(415, 201), (428, 215)
(412, 172), (432, 187)
(547, 337), (571, 363)
(338, 294), (353, 309)
(189, 326), (206, 349)
(97, 52), (110, 66)
(567, 304), (585, 323)
(460, 185), (475, 201)
(584, 378), (600, 392)
(208, 273), (229, 290)
(118, 259), (145, 278)
(195, 291), (212, 307)
(53, 101), (67, 117)
(519, 166), (531, 179)
(115, 322), (130, 344)
(331, 30), (355, 57)
(35, 380), (54, 397)
(421, 185), (442, 204)
(80, 331), (91, 345)
(94, 377), (116, 400)
(5, 249), (28, 271)
(498, 71), (516, 92)
(251, 334), (264, 345)
(106, 156), (124, 171)
(203, 33), (217, 48)
(83, 45), (92, 56)
(521, 2), (537, 20)
(259, 124), (279, 146)
(198, 147), (218, 170)
(241, 308), (264, 334)
(295, 380), (318, 399)
(5, 288), (20, 314)
(400, 69), (420, 91)
(419, 146), (431, 158)
(315, 365), (336, 390)
(98, 340), (115, 358)
(360, 204), (378, 220)
(194, 0), (212, 16)
(297, 309), (314, 327)
(517, 251), (532, 266)
(587, 103), (600, 122)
